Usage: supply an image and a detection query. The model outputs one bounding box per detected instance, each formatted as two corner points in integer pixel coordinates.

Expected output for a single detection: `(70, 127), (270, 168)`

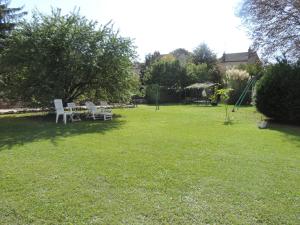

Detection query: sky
(11, 0), (251, 61)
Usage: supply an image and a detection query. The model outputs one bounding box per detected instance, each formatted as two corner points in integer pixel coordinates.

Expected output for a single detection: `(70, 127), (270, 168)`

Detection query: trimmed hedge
(256, 62), (300, 122)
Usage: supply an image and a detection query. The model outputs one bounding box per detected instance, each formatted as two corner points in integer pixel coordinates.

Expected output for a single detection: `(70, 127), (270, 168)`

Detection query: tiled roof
(224, 52), (249, 62)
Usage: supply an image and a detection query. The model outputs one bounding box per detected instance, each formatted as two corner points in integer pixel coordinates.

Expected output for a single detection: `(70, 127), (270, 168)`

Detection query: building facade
(219, 48), (261, 70)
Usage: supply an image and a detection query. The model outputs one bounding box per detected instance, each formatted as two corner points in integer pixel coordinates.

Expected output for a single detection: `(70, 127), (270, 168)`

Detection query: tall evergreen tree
(192, 43), (217, 68)
(0, 0), (27, 39)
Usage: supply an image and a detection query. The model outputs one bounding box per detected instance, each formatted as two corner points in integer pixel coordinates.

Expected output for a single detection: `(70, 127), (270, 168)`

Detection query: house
(219, 48), (261, 69)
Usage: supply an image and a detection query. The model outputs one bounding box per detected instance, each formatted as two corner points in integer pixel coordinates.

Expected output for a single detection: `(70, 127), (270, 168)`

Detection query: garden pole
(156, 85), (160, 111)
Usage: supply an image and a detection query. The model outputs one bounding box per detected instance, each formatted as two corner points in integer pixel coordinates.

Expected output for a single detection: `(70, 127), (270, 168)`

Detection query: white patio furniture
(100, 101), (112, 114)
(54, 99), (73, 124)
(67, 102), (81, 122)
(85, 101), (113, 121)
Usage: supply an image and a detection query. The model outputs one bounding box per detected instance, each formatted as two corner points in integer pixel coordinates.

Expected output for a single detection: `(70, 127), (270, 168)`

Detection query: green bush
(256, 61), (300, 122)
(145, 85), (180, 104)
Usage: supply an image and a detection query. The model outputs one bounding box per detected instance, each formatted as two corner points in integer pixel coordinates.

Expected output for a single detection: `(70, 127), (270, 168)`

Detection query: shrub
(256, 61), (300, 122)
(145, 85), (180, 104)
(145, 84), (159, 104)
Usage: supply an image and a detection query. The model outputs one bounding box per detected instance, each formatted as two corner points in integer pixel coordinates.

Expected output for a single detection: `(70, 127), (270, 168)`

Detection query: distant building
(219, 48), (261, 69)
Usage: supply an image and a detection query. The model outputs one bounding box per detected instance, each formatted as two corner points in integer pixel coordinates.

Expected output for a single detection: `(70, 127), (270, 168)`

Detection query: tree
(160, 54), (176, 62)
(192, 43), (217, 68)
(144, 58), (187, 103)
(145, 59), (187, 90)
(0, 9), (137, 106)
(140, 51), (161, 84)
(185, 63), (209, 83)
(170, 48), (191, 65)
(217, 88), (233, 124)
(0, 0), (27, 39)
(239, 0), (300, 60)
(237, 63), (263, 78)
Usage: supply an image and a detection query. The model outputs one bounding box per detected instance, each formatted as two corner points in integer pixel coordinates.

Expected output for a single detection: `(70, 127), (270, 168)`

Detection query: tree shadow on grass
(267, 121), (300, 148)
(0, 113), (125, 150)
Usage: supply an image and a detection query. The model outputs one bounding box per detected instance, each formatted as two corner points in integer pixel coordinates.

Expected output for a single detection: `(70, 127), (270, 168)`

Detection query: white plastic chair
(100, 100), (112, 113)
(85, 101), (113, 121)
(54, 99), (73, 124)
(67, 102), (81, 122)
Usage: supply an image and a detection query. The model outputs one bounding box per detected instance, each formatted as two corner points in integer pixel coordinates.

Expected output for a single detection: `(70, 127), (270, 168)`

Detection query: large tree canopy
(239, 0), (300, 60)
(144, 59), (187, 90)
(0, 9), (137, 106)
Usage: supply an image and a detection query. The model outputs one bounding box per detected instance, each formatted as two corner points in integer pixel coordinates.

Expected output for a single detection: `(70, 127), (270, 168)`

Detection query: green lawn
(0, 105), (299, 224)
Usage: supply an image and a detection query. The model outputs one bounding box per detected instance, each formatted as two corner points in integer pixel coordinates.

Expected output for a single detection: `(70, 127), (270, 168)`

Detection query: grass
(0, 105), (299, 224)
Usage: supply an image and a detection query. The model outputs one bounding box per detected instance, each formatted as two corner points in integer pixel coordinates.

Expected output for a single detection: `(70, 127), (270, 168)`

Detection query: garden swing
(232, 76), (257, 112)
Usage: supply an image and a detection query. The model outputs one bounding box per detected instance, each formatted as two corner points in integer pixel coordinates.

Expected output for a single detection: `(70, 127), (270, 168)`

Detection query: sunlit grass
(0, 105), (299, 224)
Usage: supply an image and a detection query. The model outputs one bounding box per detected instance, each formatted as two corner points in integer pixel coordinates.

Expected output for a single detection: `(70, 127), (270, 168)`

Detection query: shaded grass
(0, 105), (299, 224)
(0, 113), (124, 149)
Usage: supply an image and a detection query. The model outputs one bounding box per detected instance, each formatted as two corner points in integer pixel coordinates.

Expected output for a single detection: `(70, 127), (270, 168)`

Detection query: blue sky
(11, 0), (251, 61)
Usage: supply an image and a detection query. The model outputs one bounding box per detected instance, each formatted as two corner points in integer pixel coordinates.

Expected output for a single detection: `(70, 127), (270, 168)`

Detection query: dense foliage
(0, 9), (137, 106)
(145, 59), (187, 89)
(192, 43), (217, 68)
(140, 51), (161, 84)
(256, 61), (300, 122)
(237, 63), (263, 78)
(142, 43), (222, 103)
(145, 84), (180, 104)
(171, 48), (191, 65)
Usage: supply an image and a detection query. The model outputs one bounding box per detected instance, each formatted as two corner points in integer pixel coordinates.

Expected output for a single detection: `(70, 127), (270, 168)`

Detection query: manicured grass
(0, 105), (299, 224)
